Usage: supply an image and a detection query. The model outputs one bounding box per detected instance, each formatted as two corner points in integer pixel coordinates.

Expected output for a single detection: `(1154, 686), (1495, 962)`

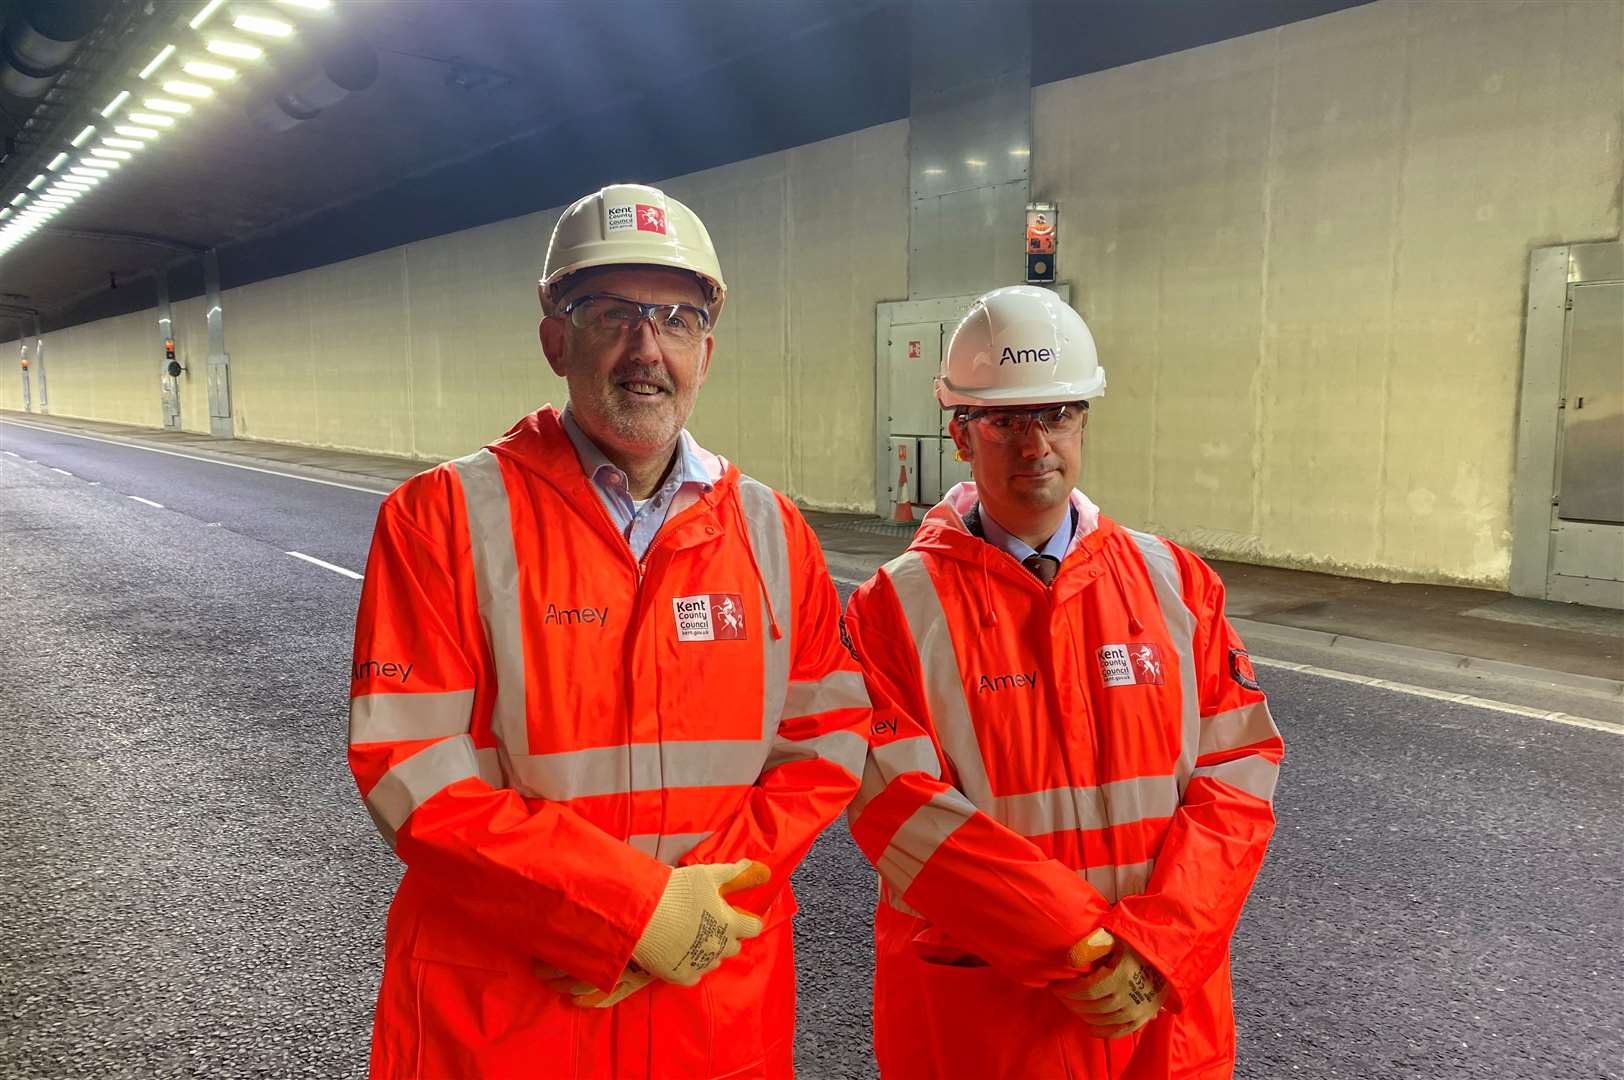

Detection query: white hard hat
(540, 183), (727, 325)
(936, 285), (1105, 409)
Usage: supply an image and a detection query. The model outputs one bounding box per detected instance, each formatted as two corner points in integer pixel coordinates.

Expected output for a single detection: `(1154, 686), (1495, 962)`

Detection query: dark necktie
(1022, 553), (1060, 587)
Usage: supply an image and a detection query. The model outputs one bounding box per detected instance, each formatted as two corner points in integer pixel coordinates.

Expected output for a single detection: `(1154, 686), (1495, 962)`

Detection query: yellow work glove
(541, 962), (654, 1009)
(1051, 928), (1168, 1040)
(631, 860), (770, 986)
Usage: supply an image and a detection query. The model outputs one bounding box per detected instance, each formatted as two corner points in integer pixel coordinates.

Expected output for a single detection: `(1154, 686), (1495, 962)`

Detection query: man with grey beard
(345, 183), (871, 1077)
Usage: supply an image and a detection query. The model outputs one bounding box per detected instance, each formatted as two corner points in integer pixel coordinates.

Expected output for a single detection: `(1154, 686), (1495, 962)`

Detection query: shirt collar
(561, 404), (714, 495)
(977, 502), (1075, 564)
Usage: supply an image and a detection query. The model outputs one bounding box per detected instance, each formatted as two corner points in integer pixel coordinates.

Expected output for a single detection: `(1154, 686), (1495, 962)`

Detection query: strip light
(140, 45), (177, 80)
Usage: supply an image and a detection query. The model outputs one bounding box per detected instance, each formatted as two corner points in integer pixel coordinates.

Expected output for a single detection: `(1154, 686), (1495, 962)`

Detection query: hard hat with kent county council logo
(539, 183), (727, 327)
(936, 284), (1106, 408)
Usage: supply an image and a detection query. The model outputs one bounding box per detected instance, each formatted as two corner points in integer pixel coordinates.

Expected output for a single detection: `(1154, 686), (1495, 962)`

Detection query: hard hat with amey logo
(936, 285), (1105, 408)
(539, 183), (727, 326)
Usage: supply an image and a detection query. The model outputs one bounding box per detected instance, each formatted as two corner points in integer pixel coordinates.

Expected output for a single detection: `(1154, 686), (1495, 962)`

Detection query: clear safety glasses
(561, 293), (711, 347)
(960, 402), (1088, 444)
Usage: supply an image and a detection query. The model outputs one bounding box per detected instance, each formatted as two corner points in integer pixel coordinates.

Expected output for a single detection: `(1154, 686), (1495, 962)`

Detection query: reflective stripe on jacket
(846, 482), (1282, 1080)
(347, 406), (869, 1079)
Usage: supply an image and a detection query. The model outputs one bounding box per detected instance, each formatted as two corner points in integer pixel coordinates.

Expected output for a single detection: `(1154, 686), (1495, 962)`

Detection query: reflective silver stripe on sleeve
(783, 669), (871, 719)
(739, 477), (793, 743)
(1199, 701), (1281, 757)
(450, 449), (529, 759)
(628, 832), (714, 866)
(349, 689), (475, 745)
(1191, 754), (1279, 803)
(364, 735), (481, 847)
(519, 740), (769, 800)
(764, 729), (868, 781)
(991, 775), (1179, 837)
(1080, 859), (1156, 904)
(1124, 530), (1198, 795)
(474, 746), (503, 787)
(851, 734), (943, 817)
(875, 788), (978, 897)
(884, 551), (997, 809)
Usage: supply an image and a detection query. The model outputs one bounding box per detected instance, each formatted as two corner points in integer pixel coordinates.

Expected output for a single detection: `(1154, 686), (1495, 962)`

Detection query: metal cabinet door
(1557, 282), (1623, 525)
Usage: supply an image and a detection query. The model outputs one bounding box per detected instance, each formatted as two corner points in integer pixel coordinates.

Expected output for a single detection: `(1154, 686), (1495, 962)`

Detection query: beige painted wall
(1037, 0), (1623, 586)
(5, 119), (908, 511)
(0, 308), (158, 426)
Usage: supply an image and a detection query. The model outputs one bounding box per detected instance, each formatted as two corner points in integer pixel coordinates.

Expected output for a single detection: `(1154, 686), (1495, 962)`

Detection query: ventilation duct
(0, 0), (104, 100)
(246, 32), (378, 133)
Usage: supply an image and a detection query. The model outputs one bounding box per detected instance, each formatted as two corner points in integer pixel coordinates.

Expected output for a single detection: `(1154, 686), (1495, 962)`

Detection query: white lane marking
(0, 420), (394, 496)
(49, 467), (72, 476)
(1253, 657), (1624, 736)
(286, 550), (362, 580)
(127, 495), (164, 508)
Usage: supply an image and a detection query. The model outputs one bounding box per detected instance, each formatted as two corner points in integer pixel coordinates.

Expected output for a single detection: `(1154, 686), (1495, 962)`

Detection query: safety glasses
(561, 293), (711, 347)
(960, 402), (1088, 444)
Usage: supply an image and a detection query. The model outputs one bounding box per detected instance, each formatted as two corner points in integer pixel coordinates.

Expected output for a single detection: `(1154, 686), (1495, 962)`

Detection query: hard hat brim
(935, 370), (1107, 409)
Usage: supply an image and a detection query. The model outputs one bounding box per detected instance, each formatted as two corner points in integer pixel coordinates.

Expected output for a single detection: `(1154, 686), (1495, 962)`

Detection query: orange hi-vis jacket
(346, 407), (870, 1079)
(845, 484), (1282, 1080)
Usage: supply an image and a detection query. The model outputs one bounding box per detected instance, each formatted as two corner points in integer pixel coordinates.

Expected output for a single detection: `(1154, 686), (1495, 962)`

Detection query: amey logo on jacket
(673, 593), (747, 642)
(1098, 642), (1166, 687)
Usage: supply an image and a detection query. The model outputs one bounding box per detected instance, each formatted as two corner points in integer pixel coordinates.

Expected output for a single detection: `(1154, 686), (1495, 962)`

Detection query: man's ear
(540, 316), (568, 377)
(948, 416), (972, 459)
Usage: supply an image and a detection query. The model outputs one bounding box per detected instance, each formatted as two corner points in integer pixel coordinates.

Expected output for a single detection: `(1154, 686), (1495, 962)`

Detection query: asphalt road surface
(2, 419), (1618, 1079)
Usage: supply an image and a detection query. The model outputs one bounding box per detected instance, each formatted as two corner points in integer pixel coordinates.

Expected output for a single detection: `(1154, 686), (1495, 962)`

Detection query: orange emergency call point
(1026, 202), (1057, 283)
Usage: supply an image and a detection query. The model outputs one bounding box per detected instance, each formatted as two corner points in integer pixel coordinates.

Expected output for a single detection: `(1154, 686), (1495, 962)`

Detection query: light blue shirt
(561, 406), (714, 560)
(978, 501), (1074, 565)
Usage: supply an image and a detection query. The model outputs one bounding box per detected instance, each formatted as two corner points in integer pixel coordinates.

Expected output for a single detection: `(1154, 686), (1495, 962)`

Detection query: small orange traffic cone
(892, 443), (914, 522)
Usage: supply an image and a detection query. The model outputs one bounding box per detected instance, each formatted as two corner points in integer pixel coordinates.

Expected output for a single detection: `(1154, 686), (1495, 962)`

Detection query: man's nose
(624, 315), (664, 359)
(1013, 422), (1053, 457)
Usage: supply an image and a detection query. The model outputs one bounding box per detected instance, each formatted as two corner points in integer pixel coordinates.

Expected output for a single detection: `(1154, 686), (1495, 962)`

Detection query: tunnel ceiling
(0, 0), (1372, 333)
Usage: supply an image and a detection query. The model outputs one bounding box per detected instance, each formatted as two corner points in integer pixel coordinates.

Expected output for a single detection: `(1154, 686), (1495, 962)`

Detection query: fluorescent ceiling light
(190, 0), (228, 30)
(162, 81), (213, 99)
(71, 126), (97, 147)
(70, 167), (109, 178)
(126, 113), (175, 128)
(26, 174), (45, 190)
(53, 182), (91, 192)
(140, 44), (177, 79)
(93, 149), (132, 160)
(46, 152), (69, 170)
(183, 61), (237, 81)
(81, 157), (122, 169)
(144, 99), (193, 114)
(37, 197), (73, 206)
(278, 0), (332, 8)
(234, 14), (294, 37)
(101, 90), (131, 117)
(207, 39), (264, 60)
(103, 138), (145, 150)
(9, 194), (26, 206)
(0, 209), (10, 220)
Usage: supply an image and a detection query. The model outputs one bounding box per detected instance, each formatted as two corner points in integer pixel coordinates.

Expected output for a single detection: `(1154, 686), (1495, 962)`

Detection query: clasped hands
(541, 859), (770, 1009)
(1049, 928), (1168, 1040)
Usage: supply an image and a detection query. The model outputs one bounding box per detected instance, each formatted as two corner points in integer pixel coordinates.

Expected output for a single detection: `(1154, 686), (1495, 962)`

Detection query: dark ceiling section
(1031, 0), (1375, 85)
(15, 0), (1375, 334)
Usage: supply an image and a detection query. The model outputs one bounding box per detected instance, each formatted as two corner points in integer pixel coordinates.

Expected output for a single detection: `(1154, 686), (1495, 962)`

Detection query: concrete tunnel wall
(2, 0), (1621, 588)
